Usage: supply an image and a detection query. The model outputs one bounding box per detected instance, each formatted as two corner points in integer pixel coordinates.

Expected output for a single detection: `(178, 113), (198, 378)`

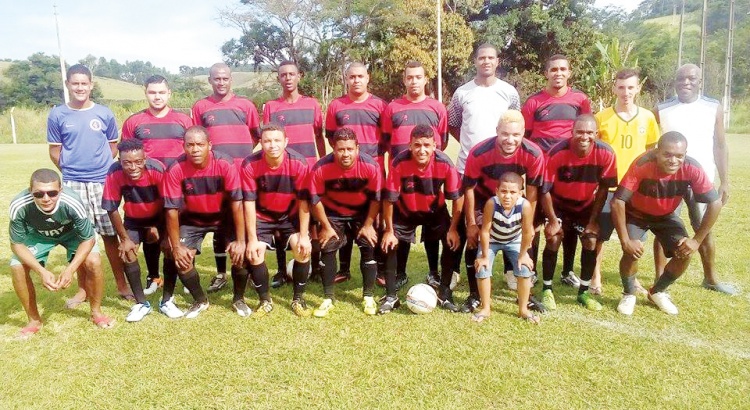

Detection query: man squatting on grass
(10, 168), (113, 338)
(613, 131), (722, 316)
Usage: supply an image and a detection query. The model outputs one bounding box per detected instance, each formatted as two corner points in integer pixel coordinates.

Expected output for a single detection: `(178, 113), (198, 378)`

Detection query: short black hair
(498, 172), (524, 188)
(117, 139), (145, 154)
(545, 54), (569, 70)
(66, 64), (92, 81)
(184, 125), (210, 142)
(260, 123), (287, 138)
(474, 43), (498, 59)
(278, 60), (299, 71)
(615, 68), (640, 81)
(658, 131), (688, 148)
(410, 124), (434, 140)
(145, 75), (169, 87)
(332, 127), (358, 145)
(30, 168), (61, 189)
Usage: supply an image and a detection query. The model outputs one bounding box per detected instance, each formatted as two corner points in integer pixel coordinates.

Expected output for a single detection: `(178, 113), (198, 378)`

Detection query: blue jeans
(476, 241), (533, 279)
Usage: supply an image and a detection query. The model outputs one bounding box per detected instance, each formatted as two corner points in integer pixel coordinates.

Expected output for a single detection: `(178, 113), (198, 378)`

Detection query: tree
(2, 53), (64, 107)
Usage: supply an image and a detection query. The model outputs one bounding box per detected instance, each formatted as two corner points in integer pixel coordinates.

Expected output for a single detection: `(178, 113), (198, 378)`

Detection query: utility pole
(54, 3), (69, 103)
(722, 0), (735, 128)
(677, 0), (685, 67)
(436, 0), (442, 103)
(699, 0), (708, 93)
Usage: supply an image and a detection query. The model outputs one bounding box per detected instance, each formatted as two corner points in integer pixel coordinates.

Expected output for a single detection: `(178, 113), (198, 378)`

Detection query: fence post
(10, 107), (17, 144)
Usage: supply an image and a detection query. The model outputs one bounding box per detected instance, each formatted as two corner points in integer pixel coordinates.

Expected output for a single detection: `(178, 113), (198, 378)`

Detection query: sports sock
(249, 262), (271, 301)
(542, 249), (558, 291)
(578, 248), (596, 294)
(180, 267), (207, 303)
(651, 270), (678, 294)
(321, 251), (337, 298)
(360, 245), (377, 297)
(338, 239), (353, 274)
(424, 239), (439, 273)
(124, 261), (146, 304)
(465, 247), (478, 296)
(161, 258), (178, 303)
(439, 240), (458, 288)
(231, 266), (249, 302)
(562, 230), (577, 274)
(311, 239), (321, 277)
(529, 231), (541, 271)
(213, 235), (227, 277)
(143, 241), (161, 279)
(275, 245), (287, 276)
(396, 240), (411, 278)
(621, 274), (637, 295)
(384, 248), (398, 297)
(292, 260), (310, 300)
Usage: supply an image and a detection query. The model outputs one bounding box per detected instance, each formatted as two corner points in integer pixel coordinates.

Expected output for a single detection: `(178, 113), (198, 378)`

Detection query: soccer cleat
(143, 277), (162, 296)
(426, 271), (440, 289)
(648, 291), (678, 315)
(291, 299), (312, 317)
(313, 298), (335, 317)
(530, 272), (538, 287)
(437, 290), (459, 312)
(252, 300), (274, 318)
(126, 302), (152, 322)
(207, 274), (228, 293)
(504, 270), (518, 291)
(460, 294), (481, 313)
(541, 289), (557, 311)
(232, 300), (252, 317)
(526, 295), (547, 313)
(702, 280), (739, 296)
(617, 294), (637, 315)
(561, 271), (581, 288)
(576, 291), (603, 311)
(159, 298), (184, 319)
(333, 270), (351, 284)
(271, 272), (287, 289)
(184, 301), (209, 319)
(395, 273), (409, 291)
(362, 296), (377, 315)
(377, 295), (401, 315)
(376, 274), (386, 287)
(449, 271), (461, 290)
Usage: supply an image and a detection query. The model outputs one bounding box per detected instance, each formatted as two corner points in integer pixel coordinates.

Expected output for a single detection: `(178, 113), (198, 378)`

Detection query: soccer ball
(286, 259), (312, 280)
(406, 283), (438, 314)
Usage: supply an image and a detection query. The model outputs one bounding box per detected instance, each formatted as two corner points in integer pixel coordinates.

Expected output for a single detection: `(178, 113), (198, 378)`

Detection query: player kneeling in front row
(103, 139), (168, 322)
(612, 131), (721, 315)
(474, 172), (538, 324)
(10, 168), (114, 338)
(310, 128), (382, 317)
(380, 124), (462, 314)
(539, 114), (617, 311)
(161, 126), (246, 319)
(240, 124), (313, 317)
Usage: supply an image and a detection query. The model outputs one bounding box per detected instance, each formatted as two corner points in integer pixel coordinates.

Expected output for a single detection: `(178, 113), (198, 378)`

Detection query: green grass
(0, 140), (749, 409)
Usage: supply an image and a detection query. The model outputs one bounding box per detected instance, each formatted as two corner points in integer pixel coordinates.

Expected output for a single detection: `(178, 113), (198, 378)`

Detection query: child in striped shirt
(473, 172), (538, 324)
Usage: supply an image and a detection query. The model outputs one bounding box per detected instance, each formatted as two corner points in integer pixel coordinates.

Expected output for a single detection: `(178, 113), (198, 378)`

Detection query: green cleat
(577, 291), (603, 311)
(541, 289), (557, 311)
(362, 296), (377, 315)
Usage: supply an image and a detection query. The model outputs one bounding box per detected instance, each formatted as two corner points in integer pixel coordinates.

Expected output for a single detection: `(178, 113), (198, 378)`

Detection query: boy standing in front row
(474, 172), (538, 324)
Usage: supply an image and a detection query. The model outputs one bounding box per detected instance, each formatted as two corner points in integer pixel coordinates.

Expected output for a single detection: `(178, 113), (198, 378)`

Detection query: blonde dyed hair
(497, 109), (525, 128)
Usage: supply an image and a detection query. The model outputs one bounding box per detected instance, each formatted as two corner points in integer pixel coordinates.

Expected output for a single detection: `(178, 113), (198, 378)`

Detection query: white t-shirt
(448, 78), (520, 174)
(658, 95), (720, 181)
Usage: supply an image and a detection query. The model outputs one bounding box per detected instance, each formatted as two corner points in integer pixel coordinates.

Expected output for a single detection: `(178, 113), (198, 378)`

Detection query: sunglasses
(32, 190), (60, 199)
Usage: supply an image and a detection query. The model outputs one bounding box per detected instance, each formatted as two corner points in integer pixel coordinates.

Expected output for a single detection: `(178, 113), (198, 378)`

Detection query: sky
(0, 0), (643, 74)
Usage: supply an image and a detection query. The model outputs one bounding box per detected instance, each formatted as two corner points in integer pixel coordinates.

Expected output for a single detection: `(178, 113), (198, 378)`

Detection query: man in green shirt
(9, 168), (113, 339)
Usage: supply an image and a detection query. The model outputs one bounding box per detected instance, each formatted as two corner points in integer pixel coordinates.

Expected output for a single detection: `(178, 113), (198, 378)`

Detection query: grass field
(0, 140), (748, 409)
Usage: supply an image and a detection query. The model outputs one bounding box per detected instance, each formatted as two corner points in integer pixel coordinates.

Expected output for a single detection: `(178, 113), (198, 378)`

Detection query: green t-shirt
(8, 186), (95, 244)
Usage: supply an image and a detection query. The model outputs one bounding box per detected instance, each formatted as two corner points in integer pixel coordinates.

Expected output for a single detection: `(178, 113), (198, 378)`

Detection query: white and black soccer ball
(406, 283), (438, 314)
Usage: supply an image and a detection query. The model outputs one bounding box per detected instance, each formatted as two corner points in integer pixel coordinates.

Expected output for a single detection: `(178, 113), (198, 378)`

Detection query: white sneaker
(184, 301), (209, 319)
(617, 294), (637, 315)
(648, 291), (678, 315)
(143, 277), (162, 296)
(159, 298), (184, 319)
(126, 302), (152, 322)
(504, 270), (518, 291)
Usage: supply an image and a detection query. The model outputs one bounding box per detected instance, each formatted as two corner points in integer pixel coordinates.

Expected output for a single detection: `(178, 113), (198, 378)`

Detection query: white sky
(1, 0), (643, 74)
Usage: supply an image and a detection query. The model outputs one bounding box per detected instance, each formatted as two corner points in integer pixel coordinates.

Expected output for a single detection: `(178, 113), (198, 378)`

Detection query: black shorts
(321, 218), (373, 253)
(626, 213), (687, 258)
(126, 224), (166, 245)
(256, 219), (299, 251)
(557, 208), (595, 239)
(179, 223), (236, 254)
(394, 208), (451, 243)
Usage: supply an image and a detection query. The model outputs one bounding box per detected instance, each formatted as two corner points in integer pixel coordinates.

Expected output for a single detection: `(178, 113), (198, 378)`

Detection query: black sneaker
(526, 294), (547, 313)
(271, 272), (287, 288)
(425, 271), (440, 289)
(207, 274), (227, 293)
(460, 294), (481, 313)
(377, 295), (401, 315)
(395, 273), (409, 291)
(437, 289), (459, 312)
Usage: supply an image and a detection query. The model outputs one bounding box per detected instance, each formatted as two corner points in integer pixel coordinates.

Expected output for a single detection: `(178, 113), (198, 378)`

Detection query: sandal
(471, 313), (489, 323)
(64, 297), (86, 309)
(18, 323), (42, 340)
(92, 315), (115, 329)
(589, 286), (602, 296)
(519, 312), (540, 325)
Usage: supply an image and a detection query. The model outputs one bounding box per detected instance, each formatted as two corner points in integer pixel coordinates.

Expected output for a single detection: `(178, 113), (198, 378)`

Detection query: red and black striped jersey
(521, 88), (592, 152)
(191, 94), (261, 167)
(241, 149), (310, 223)
(263, 96), (323, 166)
(543, 139), (617, 213)
(463, 137), (545, 211)
(615, 150), (718, 219)
(382, 97), (447, 159)
(102, 158), (165, 229)
(121, 109), (192, 167)
(384, 150), (460, 220)
(162, 151), (242, 227)
(310, 153), (382, 219)
(325, 94), (387, 163)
